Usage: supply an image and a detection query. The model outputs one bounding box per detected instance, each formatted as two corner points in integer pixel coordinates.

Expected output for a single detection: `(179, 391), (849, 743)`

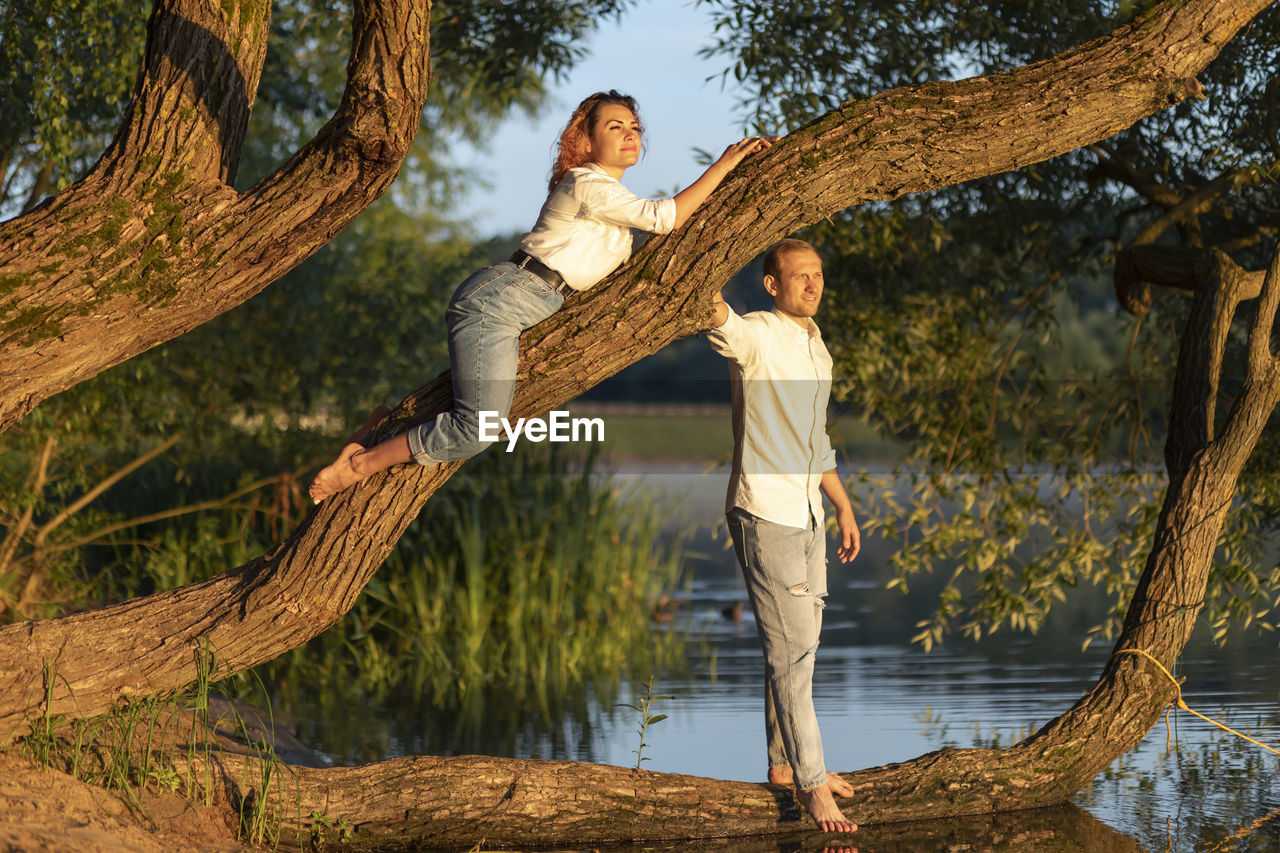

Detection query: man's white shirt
(707, 305), (837, 529)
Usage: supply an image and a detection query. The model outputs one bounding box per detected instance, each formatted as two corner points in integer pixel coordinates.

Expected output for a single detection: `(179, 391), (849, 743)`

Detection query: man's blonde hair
(763, 238), (818, 280)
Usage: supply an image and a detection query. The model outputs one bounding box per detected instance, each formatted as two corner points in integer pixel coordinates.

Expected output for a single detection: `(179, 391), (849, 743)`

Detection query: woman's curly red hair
(548, 90), (643, 192)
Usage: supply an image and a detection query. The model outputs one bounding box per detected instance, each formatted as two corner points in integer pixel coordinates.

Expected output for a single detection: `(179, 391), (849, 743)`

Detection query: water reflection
(587, 804), (1146, 852)
(274, 469), (1280, 852)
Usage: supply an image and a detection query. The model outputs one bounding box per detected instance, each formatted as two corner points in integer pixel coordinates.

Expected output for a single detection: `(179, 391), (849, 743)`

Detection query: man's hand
(835, 505), (861, 563)
(820, 469), (860, 563)
(711, 289), (729, 328)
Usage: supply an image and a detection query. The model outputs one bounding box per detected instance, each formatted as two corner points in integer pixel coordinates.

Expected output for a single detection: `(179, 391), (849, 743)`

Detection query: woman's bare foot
(795, 783), (858, 834)
(768, 767), (855, 798)
(309, 433), (415, 503)
(309, 443), (370, 503)
(308, 406), (400, 504)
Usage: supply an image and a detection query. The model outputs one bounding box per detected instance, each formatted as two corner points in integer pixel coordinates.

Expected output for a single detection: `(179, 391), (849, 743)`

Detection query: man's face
(765, 248), (824, 327)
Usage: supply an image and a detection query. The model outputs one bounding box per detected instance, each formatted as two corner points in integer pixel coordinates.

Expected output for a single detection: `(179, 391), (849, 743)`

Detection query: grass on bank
(15, 647), (301, 848)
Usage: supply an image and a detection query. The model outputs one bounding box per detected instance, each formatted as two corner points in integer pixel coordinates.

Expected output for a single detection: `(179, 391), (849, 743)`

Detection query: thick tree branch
(1163, 249), (1251, 461)
(1114, 244), (1266, 316)
(233, 0), (430, 243)
(1214, 244), (1280, 472)
(0, 0), (431, 432)
(106, 0), (269, 188)
(1246, 243), (1280, 373)
(1113, 240), (1279, 474)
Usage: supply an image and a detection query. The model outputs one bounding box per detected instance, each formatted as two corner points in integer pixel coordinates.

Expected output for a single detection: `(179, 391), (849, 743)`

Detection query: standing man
(707, 238), (860, 834)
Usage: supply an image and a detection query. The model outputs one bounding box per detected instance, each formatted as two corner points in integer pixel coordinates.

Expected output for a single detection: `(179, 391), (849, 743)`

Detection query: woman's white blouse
(518, 163), (677, 291)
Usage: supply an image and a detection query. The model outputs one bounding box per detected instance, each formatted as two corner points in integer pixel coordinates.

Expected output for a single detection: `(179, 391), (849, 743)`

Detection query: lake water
(282, 467), (1280, 852)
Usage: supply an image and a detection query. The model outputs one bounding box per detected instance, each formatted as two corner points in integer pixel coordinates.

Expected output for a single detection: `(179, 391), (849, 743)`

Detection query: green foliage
(698, 1), (1280, 647)
(0, 0), (151, 208)
(427, 0), (631, 141)
(698, 1), (1133, 131)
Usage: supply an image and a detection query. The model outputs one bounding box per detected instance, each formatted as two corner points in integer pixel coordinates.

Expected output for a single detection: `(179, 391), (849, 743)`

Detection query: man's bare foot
(769, 767), (855, 798)
(824, 772), (855, 799)
(796, 783), (858, 834)
(308, 443), (369, 503)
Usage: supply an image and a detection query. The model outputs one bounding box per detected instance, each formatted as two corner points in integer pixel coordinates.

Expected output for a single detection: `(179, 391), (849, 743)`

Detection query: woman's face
(585, 103), (641, 178)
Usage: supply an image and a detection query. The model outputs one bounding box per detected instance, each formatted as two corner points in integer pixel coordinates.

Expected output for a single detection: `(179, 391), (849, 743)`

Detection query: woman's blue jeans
(407, 262), (565, 463)
(727, 507), (830, 791)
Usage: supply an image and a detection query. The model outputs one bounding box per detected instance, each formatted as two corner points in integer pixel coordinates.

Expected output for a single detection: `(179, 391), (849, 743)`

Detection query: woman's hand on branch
(673, 136), (777, 228)
(715, 136), (776, 172)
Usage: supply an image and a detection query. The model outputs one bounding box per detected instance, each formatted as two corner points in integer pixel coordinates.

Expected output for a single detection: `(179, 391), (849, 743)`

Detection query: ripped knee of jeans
(787, 583), (827, 608)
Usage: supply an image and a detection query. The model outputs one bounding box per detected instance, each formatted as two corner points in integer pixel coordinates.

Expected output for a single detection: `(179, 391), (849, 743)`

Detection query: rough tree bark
(2, 0), (1279, 846)
(0, 0), (430, 432)
(180, 753), (1149, 850)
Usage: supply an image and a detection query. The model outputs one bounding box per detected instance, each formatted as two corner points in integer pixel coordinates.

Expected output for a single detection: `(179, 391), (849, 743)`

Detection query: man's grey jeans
(726, 506), (829, 791)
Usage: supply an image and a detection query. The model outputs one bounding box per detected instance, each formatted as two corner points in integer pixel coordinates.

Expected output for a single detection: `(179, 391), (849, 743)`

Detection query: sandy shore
(0, 750), (246, 852)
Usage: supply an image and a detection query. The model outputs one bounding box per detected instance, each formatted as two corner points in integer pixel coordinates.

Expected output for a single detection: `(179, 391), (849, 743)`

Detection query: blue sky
(450, 1), (753, 236)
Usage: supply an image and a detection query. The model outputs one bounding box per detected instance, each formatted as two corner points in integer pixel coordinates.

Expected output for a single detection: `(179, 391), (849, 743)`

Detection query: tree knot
(1169, 77), (1206, 104)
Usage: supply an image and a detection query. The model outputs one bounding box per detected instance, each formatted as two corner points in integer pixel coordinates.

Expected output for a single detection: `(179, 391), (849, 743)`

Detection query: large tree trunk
(2, 0), (1279, 845)
(174, 751), (1147, 850)
(0, 0), (430, 432)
